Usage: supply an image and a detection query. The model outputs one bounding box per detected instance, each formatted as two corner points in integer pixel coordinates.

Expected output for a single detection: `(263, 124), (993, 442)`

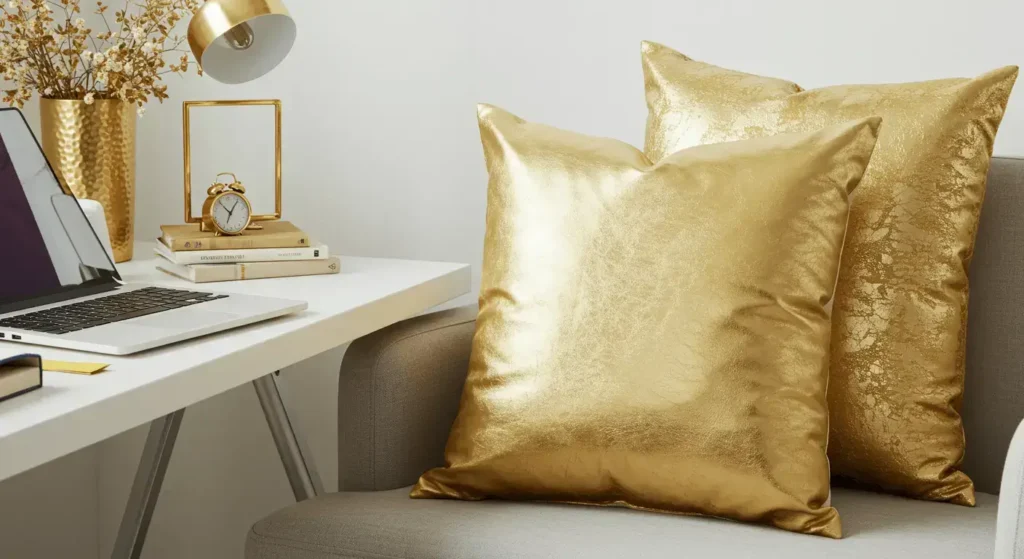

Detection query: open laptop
(0, 108), (306, 355)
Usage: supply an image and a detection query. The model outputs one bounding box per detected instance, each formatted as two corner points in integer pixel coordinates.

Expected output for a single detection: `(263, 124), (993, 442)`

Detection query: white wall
(3, 0), (1023, 557)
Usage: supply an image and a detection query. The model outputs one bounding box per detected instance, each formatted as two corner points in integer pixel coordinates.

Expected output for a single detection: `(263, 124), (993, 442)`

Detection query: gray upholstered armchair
(246, 158), (1024, 559)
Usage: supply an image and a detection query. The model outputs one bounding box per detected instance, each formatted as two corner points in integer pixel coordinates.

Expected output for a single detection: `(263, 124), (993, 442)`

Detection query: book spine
(157, 261), (206, 282)
(161, 257), (340, 283)
(0, 355), (43, 402)
(166, 232), (309, 251)
(209, 257), (340, 282)
(160, 245), (328, 265)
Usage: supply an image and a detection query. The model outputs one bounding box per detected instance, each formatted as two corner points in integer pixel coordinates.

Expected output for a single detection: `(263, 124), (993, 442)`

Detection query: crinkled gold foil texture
(642, 40), (1018, 505)
(413, 104), (882, 538)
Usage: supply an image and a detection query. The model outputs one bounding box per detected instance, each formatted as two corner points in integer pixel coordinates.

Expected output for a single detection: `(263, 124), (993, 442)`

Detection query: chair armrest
(337, 305), (477, 491)
(996, 418), (1024, 558)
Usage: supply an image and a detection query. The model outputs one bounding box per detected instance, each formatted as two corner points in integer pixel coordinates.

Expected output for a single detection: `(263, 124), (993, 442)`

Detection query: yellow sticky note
(42, 360), (109, 375)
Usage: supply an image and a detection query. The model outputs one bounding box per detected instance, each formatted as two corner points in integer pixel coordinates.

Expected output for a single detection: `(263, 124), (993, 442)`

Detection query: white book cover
(155, 239), (328, 265)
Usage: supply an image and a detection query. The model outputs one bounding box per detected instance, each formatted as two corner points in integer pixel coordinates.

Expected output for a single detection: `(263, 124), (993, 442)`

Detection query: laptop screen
(0, 109), (119, 314)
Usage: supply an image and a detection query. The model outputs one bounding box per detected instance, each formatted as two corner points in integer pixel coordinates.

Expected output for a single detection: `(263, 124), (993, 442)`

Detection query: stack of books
(154, 221), (340, 283)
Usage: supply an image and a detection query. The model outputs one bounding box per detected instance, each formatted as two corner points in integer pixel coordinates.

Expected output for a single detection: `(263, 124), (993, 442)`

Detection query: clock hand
(218, 199), (234, 218)
(219, 199), (239, 223)
(226, 199), (243, 225)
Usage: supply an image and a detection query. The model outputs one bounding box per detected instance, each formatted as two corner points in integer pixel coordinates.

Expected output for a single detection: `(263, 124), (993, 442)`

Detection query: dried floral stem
(0, 0), (201, 112)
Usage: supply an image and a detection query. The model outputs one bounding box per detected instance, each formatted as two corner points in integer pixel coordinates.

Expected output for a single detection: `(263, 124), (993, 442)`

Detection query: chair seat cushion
(245, 487), (997, 559)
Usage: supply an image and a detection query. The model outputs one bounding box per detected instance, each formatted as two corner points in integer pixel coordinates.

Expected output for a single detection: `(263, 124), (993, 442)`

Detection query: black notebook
(0, 354), (42, 403)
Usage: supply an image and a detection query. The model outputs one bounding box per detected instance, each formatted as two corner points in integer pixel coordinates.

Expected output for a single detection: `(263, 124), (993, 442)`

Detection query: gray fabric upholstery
(964, 156), (1024, 494)
(246, 487), (998, 559)
(338, 306), (477, 491)
(245, 157), (1024, 558)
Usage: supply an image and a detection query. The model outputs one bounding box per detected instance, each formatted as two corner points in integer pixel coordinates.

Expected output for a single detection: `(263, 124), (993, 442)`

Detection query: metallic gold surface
(187, 0), (291, 63)
(641, 41), (1019, 505)
(40, 98), (137, 263)
(182, 99), (282, 225)
(413, 105), (883, 538)
(200, 173), (252, 235)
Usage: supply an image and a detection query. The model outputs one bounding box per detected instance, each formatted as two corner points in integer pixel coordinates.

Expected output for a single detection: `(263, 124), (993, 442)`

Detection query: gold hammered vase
(40, 98), (137, 262)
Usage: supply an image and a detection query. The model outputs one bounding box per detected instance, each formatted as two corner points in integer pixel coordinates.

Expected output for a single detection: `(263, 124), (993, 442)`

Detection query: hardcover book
(0, 354), (43, 403)
(157, 256), (341, 283)
(155, 239), (328, 265)
(159, 221), (309, 251)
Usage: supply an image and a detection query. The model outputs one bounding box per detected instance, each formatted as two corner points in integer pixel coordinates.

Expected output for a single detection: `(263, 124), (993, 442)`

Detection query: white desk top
(0, 244), (471, 482)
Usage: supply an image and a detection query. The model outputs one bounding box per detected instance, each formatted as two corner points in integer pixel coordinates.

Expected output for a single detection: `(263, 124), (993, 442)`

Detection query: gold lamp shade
(188, 0), (296, 84)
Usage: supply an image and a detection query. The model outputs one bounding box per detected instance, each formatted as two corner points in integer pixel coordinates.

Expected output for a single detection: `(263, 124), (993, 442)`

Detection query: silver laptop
(0, 108), (306, 355)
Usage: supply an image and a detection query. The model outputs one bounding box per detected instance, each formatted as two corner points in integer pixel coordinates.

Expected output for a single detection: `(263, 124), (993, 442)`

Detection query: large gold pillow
(412, 104), (882, 538)
(642, 41), (1018, 506)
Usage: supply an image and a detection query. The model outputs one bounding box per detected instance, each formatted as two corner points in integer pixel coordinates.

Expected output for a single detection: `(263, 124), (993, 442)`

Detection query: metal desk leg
(111, 409), (185, 559)
(253, 372), (324, 501)
(109, 373), (319, 559)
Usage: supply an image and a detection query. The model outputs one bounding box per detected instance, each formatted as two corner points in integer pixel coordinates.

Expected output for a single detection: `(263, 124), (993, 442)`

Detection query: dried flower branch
(0, 0), (200, 113)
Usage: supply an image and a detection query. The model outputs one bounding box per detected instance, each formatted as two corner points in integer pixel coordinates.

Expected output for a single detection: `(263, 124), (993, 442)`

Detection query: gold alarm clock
(201, 173), (253, 236)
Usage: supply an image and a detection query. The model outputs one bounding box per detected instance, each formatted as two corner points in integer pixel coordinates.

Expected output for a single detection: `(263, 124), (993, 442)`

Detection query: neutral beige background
(2, 0), (1023, 556)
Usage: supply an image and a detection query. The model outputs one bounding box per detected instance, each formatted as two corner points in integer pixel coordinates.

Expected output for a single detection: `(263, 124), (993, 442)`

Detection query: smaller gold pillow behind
(413, 105), (882, 538)
(641, 41), (1018, 505)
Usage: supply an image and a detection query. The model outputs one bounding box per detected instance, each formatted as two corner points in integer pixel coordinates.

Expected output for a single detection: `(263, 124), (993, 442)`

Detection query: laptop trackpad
(130, 309), (238, 330)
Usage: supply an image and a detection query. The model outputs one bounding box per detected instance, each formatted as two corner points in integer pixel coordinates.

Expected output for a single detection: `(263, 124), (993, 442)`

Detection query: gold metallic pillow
(412, 104), (882, 538)
(642, 41), (1018, 506)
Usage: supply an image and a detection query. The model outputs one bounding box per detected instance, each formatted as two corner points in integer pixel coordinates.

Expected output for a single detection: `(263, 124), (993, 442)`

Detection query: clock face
(211, 192), (251, 234)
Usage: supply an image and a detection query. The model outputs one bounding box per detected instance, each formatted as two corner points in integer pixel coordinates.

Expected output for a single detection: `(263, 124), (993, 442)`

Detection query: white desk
(0, 245), (471, 558)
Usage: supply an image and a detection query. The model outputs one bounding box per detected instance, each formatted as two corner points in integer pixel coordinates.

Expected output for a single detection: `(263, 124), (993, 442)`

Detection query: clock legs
(199, 219), (266, 233)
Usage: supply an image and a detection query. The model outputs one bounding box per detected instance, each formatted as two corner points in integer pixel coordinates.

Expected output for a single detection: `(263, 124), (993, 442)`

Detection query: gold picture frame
(182, 99), (283, 224)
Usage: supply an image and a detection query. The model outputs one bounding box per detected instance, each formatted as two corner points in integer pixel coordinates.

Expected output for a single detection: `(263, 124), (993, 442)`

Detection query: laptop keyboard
(0, 287), (228, 336)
